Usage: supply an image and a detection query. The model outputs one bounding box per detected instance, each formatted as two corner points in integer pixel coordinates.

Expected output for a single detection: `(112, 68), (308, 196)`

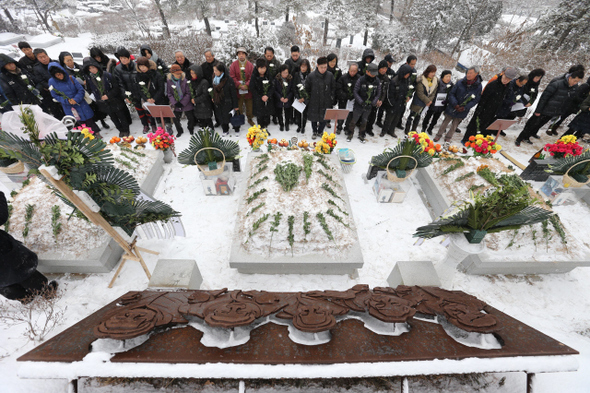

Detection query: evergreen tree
(533, 0), (590, 52)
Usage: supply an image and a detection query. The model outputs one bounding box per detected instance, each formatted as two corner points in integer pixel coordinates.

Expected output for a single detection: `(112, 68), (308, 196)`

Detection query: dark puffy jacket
(445, 76), (482, 119)
(251, 70), (275, 117)
(385, 74), (410, 111)
(327, 65), (342, 82)
(535, 77), (580, 117)
(18, 55), (37, 75)
(48, 62), (94, 121)
(496, 79), (528, 119)
(0, 191), (39, 287)
(284, 56), (303, 75)
(201, 58), (220, 85)
(429, 80), (454, 113)
(188, 64), (213, 119)
(377, 72), (391, 102)
(140, 44), (169, 76)
(266, 57), (281, 79)
(568, 94), (590, 134)
(274, 74), (294, 108)
(212, 73), (238, 124)
(173, 57), (192, 73)
(82, 57), (126, 114)
(89, 47), (110, 71)
(356, 48), (375, 75)
(336, 71), (361, 104)
(292, 70), (310, 99)
(32, 60), (54, 90)
(466, 78), (509, 134)
(353, 75), (381, 109)
(304, 69), (335, 122)
(133, 60), (168, 105)
(0, 55), (40, 105)
(167, 72), (193, 112)
(113, 60), (137, 99)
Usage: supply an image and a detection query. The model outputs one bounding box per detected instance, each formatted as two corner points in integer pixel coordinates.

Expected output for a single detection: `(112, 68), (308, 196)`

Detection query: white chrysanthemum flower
(96, 77), (101, 82)
(208, 88), (213, 92)
(49, 86), (54, 91)
(125, 91), (132, 96)
(139, 81), (146, 86)
(263, 80), (269, 84)
(283, 82), (288, 87)
(516, 95), (521, 100)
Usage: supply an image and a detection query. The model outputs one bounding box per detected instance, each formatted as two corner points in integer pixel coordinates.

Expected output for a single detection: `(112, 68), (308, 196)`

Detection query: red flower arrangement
(543, 135), (583, 159)
(147, 127), (176, 152)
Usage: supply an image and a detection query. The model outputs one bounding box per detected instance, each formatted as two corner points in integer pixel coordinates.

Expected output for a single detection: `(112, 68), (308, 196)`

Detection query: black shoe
(396, 124), (404, 130)
(366, 131), (374, 137)
(296, 126), (301, 133)
(346, 135), (352, 142)
(336, 129), (342, 135)
(531, 134), (540, 139)
(312, 133), (318, 140)
(189, 130), (194, 135)
(455, 128), (462, 133)
(280, 125), (284, 131)
(326, 121), (332, 128)
(177, 131), (183, 137)
(100, 120), (110, 129)
(143, 125), (149, 134)
(515, 140), (521, 147)
(500, 131), (506, 136)
(379, 132), (385, 137)
(376, 121), (383, 128)
(433, 136), (441, 142)
(359, 137), (366, 144)
(272, 117), (278, 125)
(524, 138), (533, 144)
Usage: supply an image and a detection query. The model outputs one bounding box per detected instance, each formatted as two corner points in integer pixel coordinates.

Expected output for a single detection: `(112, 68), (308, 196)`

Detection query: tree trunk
(336, 38), (342, 48)
(255, 1), (259, 38)
(389, 0), (395, 24)
(4, 8), (18, 30)
(363, 28), (368, 46)
(204, 16), (212, 36)
(152, 0), (170, 38)
(323, 18), (328, 45)
(285, 6), (289, 23)
(553, 8), (587, 50)
(29, 0), (52, 32)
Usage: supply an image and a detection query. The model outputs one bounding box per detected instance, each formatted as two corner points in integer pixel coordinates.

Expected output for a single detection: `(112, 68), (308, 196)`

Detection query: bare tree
(152, 0), (171, 38)
(24, 0), (63, 33)
(119, 0), (153, 37)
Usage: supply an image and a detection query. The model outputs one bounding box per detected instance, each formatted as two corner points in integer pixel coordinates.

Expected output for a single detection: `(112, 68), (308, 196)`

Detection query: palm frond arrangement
(370, 137), (433, 178)
(1, 107), (180, 236)
(546, 150), (590, 183)
(177, 127), (240, 165)
(414, 181), (553, 243)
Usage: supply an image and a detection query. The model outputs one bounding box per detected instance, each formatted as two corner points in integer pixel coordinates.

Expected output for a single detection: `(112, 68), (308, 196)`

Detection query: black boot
(404, 119), (412, 135)
(100, 120), (110, 129)
(279, 117), (285, 131)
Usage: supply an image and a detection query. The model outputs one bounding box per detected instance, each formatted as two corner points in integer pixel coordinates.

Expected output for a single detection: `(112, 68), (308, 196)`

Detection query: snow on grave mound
(230, 149), (364, 274)
(107, 144), (161, 192)
(430, 156), (590, 263)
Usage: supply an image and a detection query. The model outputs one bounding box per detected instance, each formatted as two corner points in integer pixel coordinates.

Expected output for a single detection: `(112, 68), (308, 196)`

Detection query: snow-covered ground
(1, 34), (590, 392)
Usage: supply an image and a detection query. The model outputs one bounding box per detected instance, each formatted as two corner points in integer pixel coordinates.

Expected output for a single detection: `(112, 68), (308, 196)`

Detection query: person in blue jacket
(48, 62), (101, 136)
(434, 66), (482, 143)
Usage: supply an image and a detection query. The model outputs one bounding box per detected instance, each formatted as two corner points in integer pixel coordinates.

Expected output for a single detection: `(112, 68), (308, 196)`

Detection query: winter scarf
(172, 76), (183, 99)
(213, 73), (223, 86)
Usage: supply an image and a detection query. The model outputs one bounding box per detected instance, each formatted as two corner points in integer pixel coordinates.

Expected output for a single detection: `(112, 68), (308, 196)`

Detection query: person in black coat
(347, 63), (381, 143)
(511, 68), (545, 118)
(274, 64), (294, 131)
(422, 70), (453, 135)
(335, 63), (360, 134)
(112, 47), (135, 126)
(548, 74), (590, 136)
(563, 94), (590, 138)
(0, 192), (57, 304)
(293, 59), (311, 134)
(250, 58), (275, 130)
(201, 49), (220, 86)
(284, 45), (303, 75)
(89, 47), (112, 72)
(32, 49), (65, 119)
(188, 64), (214, 129)
(462, 67), (517, 143)
(365, 60), (390, 136)
(133, 56), (168, 133)
(381, 64), (412, 138)
(356, 48), (375, 76)
(0, 54), (42, 107)
(17, 41), (38, 75)
(211, 63), (239, 135)
(83, 57), (130, 137)
(140, 44), (169, 76)
(516, 70), (585, 146)
(495, 76), (529, 121)
(303, 57), (335, 139)
(173, 50), (192, 73)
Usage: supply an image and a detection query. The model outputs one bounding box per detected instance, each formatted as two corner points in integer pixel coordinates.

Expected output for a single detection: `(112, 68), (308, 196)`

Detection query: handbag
(230, 112), (245, 128)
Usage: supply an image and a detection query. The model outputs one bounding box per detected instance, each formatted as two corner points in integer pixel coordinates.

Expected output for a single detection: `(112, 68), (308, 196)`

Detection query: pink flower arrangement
(543, 135), (583, 159)
(147, 127), (176, 152)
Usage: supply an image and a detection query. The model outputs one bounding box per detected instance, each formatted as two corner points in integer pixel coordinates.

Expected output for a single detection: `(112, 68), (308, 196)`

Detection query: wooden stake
(39, 168), (156, 288)
(500, 151), (527, 170)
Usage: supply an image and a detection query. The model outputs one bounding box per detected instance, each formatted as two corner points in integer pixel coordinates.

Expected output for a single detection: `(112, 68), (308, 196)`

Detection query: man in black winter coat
(335, 63), (360, 134)
(201, 49), (220, 86)
(347, 63), (381, 143)
(0, 191), (57, 303)
(516, 70), (584, 146)
(394, 55), (418, 129)
(462, 66), (517, 143)
(0, 55), (42, 107)
(173, 50), (192, 73)
(284, 45), (303, 75)
(382, 64), (412, 138)
(365, 60), (390, 136)
(32, 49), (65, 119)
(304, 56), (335, 139)
(356, 48), (375, 76)
(547, 74), (590, 136)
(17, 41), (38, 75)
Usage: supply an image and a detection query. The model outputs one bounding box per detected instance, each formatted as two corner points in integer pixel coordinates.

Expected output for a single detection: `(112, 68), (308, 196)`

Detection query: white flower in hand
(471, 94), (475, 98)
(125, 91), (132, 96)
(240, 67), (245, 70)
(21, 75), (27, 80)
(171, 85), (176, 89)
(269, 64), (274, 67)
(409, 85), (414, 90)
(531, 88), (535, 92)
(446, 84), (451, 88)
(208, 88), (213, 92)
(283, 82), (288, 87)
(516, 95), (522, 100)
(347, 83), (351, 87)
(139, 81), (146, 86)
(74, 68), (79, 72)
(263, 80), (269, 84)
(96, 77), (101, 82)
(49, 85), (54, 91)
(158, 66), (162, 69)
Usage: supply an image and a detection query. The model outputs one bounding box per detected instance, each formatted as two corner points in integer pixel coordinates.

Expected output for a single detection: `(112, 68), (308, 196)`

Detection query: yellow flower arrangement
(317, 131), (337, 154)
(465, 134), (501, 156)
(79, 126), (94, 140)
(246, 125), (269, 150)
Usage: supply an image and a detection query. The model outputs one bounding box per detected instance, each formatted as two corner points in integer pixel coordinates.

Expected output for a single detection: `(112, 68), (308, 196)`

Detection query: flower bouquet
(408, 131), (441, 156)
(543, 135), (583, 159)
(74, 125), (95, 141)
(465, 134), (502, 157)
(147, 127), (176, 153)
(315, 132), (337, 154)
(246, 125), (268, 151)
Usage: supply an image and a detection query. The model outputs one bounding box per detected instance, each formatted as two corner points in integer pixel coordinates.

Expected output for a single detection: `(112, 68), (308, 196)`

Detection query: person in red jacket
(229, 47), (255, 126)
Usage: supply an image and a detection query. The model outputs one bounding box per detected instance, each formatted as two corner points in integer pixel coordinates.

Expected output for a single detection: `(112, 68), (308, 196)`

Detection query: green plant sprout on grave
(248, 175), (268, 189)
(247, 188), (267, 204)
(476, 165), (499, 186)
(257, 156), (270, 167)
(542, 219), (551, 250)
(322, 183), (343, 201)
(288, 215), (295, 256)
(121, 147), (146, 157)
(303, 211), (311, 239)
(327, 209), (349, 228)
(246, 202), (265, 217)
(120, 152), (140, 164)
(274, 162), (302, 192)
(550, 215), (567, 246)
(248, 213), (270, 239)
(328, 199), (348, 216)
(440, 160), (465, 177)
(315, 157), (331, 171)
(316, 212), (334, 241)
(318, 169), (339, 185)
(51, 205), (62, 243)
(269, 212), (282, 252)
(455, 172), (475, 182)
(469, 184), (484, 192)
(115, 157), (135, 172)
(22, 203), (35, 242)
(303, 154), (313, 183)
(250, 164), (268, 179)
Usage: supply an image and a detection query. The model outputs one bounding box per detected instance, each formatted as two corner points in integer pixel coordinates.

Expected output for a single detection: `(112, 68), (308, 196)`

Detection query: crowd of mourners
(1, 42), (589, 146)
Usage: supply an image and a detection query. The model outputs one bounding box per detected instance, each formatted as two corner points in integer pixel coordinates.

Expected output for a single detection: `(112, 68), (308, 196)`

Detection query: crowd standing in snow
(0, 41), (589, 146)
